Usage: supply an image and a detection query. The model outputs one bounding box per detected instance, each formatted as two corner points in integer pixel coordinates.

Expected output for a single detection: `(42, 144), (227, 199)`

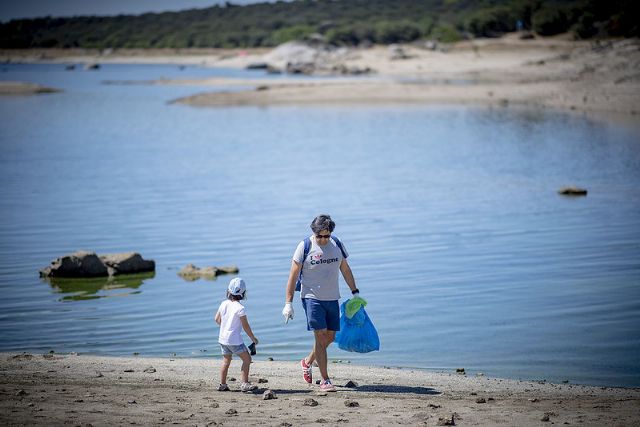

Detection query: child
(215, 277), (259, 392)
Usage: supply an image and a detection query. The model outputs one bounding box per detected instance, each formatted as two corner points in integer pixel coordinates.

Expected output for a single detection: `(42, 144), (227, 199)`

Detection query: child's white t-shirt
(217, 300), (246, 345)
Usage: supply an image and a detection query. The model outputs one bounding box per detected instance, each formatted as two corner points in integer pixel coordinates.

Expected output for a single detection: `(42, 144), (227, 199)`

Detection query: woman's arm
(340, 258), (358, 293)
(285, 260), (302, 303)
(240, 315), (258, 344)
(214, 310), (221, 325)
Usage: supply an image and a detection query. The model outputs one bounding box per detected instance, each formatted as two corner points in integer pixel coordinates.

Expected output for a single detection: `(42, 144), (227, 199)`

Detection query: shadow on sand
(349, 384), (440, 395)
(262, 385), (440, 396)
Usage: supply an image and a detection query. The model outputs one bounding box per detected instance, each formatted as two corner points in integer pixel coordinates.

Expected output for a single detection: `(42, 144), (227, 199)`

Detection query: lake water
(1, 63), (639, 388)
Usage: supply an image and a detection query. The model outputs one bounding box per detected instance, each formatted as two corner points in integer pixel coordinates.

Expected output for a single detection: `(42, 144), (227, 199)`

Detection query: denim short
(220, 343), (248, 356)
(301, 298), (340, 331)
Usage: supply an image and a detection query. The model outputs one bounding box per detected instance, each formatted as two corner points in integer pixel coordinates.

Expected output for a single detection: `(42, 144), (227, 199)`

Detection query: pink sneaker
(319, 379), (336, 392)
(301, 358), (312, 384)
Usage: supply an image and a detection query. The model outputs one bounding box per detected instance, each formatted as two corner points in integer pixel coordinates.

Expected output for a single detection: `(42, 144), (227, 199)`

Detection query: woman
(282, 214), (361, 392)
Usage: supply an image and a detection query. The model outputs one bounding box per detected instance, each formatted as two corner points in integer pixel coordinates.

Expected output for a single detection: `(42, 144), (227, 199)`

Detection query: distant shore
(1, 352), (639, 426)
(2, 35), (639, 117)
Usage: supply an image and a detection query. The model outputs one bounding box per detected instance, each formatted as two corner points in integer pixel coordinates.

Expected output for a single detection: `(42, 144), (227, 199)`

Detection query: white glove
(282, 302), (294, 324)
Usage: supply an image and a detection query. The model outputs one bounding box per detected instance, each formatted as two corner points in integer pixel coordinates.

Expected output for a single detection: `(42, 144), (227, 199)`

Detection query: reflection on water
(44, 272), (155, 302)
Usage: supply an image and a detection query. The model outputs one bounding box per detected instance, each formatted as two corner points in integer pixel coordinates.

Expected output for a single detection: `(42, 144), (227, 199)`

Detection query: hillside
(0, 0), (637, 49)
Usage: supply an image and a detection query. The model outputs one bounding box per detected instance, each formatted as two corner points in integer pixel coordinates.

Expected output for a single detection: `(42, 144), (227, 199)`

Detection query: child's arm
(240, 315), (258, 345)
(214, 310), (221, 325)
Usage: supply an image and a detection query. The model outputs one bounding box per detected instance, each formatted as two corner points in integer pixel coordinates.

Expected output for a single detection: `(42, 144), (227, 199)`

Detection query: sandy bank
(1, 353), (638, 426)
(2, 35), (639, 116)
(0, 81), (61, 95)
(169, 37), (640, 116)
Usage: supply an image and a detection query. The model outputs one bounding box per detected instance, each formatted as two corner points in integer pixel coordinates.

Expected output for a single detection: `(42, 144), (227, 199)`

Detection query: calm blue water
(1, 63), (639, 387)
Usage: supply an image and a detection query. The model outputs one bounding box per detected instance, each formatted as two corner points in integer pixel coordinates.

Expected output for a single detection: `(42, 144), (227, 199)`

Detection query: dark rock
(303, 398), (318, 406)
(437, 414), (456, 426)
(456, 368), (466, 374)
(225, 408), (238, 415)
(100, 253), (155, 275)
(344, 380), (358, 388)
(143, 367), (156, 373)
(257, 378), (268, 383)
(246, 62), (270, 70)
(85, 63), (100, 70)
(476, 397), (486, 404)
(344, 400), (359, 407)
(541, 414), (550, 422)
(40, 251), (155, 278)
(558, 187), (587, 196)
(263, 389), (277, 400)
(40, 251), (108, 278)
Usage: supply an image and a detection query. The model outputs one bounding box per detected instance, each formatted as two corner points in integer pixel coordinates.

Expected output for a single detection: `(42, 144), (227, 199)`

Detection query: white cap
(227, 277), (246, 296)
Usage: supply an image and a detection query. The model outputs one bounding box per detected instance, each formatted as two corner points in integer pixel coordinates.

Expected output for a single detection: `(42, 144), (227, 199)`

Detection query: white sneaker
(240, 382), (257, 392)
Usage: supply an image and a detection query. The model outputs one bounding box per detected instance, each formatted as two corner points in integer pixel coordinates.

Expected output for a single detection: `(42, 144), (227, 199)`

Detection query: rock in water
(100, 252), (155, 275)
(558, 186), (588, 196)
(39, 251), (108, 278)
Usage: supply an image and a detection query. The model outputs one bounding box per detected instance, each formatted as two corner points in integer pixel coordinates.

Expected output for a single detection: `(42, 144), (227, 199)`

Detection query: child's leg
(220, 354), (232, 384)
(238, 351), (252, 383)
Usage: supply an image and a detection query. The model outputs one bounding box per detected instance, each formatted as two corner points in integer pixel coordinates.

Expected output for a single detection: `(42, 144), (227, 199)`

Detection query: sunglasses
(316, 234), (331, 239)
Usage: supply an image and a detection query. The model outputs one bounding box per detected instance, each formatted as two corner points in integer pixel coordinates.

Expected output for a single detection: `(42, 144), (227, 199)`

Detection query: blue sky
(0, 0), (282, 22)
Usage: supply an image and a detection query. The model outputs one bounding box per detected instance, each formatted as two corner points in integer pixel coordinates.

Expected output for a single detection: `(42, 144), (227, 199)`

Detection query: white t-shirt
(216, 299), (246, 345)
(293, 235), (348, 301)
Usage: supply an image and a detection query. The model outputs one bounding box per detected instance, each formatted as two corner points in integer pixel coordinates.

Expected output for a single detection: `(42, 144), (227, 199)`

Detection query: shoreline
(2, 35), (639, 117)
(1, 352), (639, 426)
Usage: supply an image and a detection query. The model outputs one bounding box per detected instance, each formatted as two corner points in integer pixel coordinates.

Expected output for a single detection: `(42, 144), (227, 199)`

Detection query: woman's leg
(313, 329), (335, 381)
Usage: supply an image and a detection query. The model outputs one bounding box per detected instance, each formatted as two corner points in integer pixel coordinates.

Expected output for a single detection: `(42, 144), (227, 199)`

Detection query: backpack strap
(295, 237), (311, 292)
(330, 235), (348, 259)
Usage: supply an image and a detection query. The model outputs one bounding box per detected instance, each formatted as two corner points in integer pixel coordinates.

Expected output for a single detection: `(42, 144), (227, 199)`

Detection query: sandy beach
(1, 352), (639, 426)
(2, 34), (639, 118)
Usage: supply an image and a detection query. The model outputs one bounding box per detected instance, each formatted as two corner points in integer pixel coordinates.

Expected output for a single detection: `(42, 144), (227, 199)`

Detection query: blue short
(301, 298), (340, 331)
(220, 343), (248, 356)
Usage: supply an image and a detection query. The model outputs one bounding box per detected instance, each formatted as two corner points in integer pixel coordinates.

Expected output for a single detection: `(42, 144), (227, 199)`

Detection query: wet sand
(0, 81), (61, 95)
(1, 353), (639, 426)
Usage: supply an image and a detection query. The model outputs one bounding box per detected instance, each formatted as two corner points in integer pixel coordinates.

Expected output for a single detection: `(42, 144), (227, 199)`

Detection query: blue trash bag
(335, 299), (380, 353)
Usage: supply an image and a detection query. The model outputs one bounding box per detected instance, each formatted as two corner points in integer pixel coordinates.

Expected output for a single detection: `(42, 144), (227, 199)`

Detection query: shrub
(431, 24), (463, 43)
(532, 7), (570, 36)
